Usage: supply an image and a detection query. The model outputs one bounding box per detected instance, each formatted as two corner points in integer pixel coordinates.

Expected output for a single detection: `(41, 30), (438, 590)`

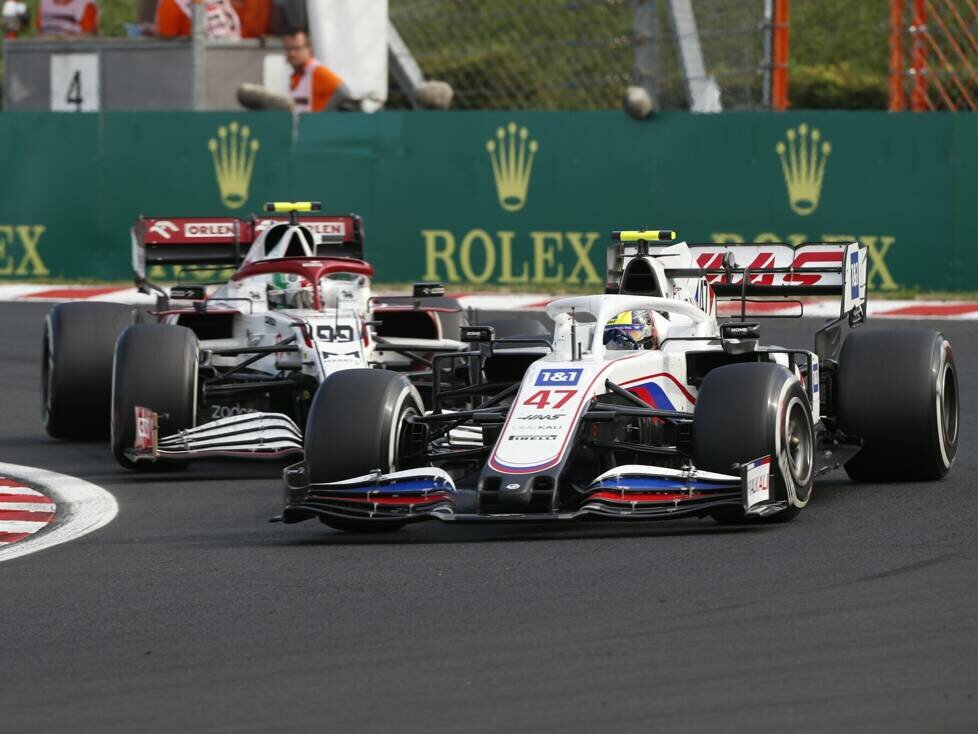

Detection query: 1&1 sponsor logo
(535, 368), (582, 386)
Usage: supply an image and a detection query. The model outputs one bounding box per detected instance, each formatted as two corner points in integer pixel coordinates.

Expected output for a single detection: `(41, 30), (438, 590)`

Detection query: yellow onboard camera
(264, 201), (322, 224)
(611, 230), (677, 243)
(264, 201), (321, 213)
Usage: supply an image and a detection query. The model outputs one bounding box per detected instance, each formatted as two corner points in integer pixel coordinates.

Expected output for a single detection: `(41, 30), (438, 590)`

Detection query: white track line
(0, 486), (45, 496)
(0, 502), (57, 512)
(0, 520), (50, 532)
(0, 463), (118, 564)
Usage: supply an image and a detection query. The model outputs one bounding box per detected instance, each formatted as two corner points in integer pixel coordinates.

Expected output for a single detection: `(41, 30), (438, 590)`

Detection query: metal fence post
(910, 0), (927, 111)
(389, 20), (425, 109)
(762, 0), (772, 109)
(889, 0), (906, 111)
(666, 0), (722, 112)
(633, 0), (658, 109)
(192, 0), (206, 111)
(771, 0), (789, 111)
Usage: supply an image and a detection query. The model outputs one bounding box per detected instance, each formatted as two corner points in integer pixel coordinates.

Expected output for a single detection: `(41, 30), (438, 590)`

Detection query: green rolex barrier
(0, 110), (974, 291)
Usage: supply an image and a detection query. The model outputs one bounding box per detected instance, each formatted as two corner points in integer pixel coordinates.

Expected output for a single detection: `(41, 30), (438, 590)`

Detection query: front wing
(128, 408), (304, 463)
(280, 457), (782, 524)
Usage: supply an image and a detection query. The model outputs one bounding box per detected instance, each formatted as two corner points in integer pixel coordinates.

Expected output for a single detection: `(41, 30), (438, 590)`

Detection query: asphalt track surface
(1, 301), (977, 733)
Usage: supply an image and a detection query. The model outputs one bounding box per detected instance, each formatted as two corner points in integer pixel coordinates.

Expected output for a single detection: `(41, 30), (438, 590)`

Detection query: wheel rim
(393, 404), (419, 471)
(784, 396), (814, 491)
(939, 359), (959, 448)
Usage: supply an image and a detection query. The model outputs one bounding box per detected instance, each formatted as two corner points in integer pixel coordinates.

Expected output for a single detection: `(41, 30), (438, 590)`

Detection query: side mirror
(460, 325), (495, 343)
(720, 322), (760, 340)
(412, 282), (445, 299)
(170, 285), (206, 300)
(720, 322), (760, 355)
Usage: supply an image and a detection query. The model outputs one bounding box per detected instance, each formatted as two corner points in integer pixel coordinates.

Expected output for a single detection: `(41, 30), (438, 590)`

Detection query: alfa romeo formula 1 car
(41, 202), (490, 469)
(281, 230), (959, 531)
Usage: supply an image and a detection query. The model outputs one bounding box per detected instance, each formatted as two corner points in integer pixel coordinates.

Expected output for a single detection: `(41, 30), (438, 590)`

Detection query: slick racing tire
(42, 302), (135, 440)
(693, 363), (815, 524)
(111, 325), (198, 471)
(836, 328), (958, 482)
(305, 369), (423, 532)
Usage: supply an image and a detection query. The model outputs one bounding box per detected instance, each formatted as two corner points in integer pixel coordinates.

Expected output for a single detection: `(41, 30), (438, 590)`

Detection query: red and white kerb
(0, 478), (56, 547)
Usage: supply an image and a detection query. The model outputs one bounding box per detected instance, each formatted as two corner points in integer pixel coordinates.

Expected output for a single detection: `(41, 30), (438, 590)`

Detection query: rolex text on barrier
(0, 111), (971, 291)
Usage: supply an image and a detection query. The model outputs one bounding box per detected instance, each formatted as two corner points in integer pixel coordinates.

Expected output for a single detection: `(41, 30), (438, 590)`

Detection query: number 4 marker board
(50, 54), (100, 112)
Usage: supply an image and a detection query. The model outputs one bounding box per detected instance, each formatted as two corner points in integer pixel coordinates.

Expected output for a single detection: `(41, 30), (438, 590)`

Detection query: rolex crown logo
(486, 122), (539, 212)
(775, 123), (831, 216)
(208, 121), (260, 210)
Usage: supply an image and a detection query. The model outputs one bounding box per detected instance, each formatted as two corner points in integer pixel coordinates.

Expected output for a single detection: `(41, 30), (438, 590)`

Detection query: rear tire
(305, 369), (423, 532)
(42, 302), (134, 440)
(111, 325), (198, 471)
(693, 363), (814, 524)
(837, 328), (958, 482)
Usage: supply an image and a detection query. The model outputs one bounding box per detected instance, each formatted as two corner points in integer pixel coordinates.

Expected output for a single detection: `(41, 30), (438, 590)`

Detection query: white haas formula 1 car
(281, 230), (959, 531)
(41, 202), (475, 469)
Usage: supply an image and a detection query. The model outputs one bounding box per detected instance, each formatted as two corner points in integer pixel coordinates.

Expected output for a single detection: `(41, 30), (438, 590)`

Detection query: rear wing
(608, 236), (867, 319)
(133, 217), (249, 275)
(131, 214), (365, 278)
(682, 242), (864, 299)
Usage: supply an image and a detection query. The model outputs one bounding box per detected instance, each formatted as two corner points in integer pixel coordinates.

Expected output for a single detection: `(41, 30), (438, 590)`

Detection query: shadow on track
(260, 517), (770, 547)
(107, 463), (287, 485)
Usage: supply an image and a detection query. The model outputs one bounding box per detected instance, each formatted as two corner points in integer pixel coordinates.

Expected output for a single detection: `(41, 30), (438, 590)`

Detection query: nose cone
(477, 471), (556, 513)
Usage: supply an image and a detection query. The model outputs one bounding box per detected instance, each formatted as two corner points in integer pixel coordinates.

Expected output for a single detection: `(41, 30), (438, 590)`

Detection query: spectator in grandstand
(230, 0), (272, 38)
(156, 0), (241, 40)
(2, 1), (31, 38)
(284, 29), (350, 112)
(36, 0), (98, 36)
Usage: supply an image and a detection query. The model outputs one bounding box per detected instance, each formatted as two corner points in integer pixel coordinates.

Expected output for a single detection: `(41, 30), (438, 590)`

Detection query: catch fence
(388, 0), (770, 110)
(889, 0), (978, 111)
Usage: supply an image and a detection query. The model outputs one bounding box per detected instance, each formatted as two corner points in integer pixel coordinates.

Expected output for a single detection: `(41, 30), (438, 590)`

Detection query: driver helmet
(604, 310), (657, 350)
(268, 272), (313, 310)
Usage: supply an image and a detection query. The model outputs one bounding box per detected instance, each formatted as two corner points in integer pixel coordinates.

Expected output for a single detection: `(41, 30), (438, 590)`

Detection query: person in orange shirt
(156, 0), (240, 39)
(230, 0), (271, 38)
(284, 29), (350, 113)
(37, 0), (97, 36)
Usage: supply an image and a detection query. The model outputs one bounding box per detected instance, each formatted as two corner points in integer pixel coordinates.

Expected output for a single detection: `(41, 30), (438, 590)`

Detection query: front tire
(693, 362), (815, 523)
(305, 369), (423, 532)
(111, 325), (198, 470)
(836, 328), (958, 481)
(42, 302), (134, 440)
